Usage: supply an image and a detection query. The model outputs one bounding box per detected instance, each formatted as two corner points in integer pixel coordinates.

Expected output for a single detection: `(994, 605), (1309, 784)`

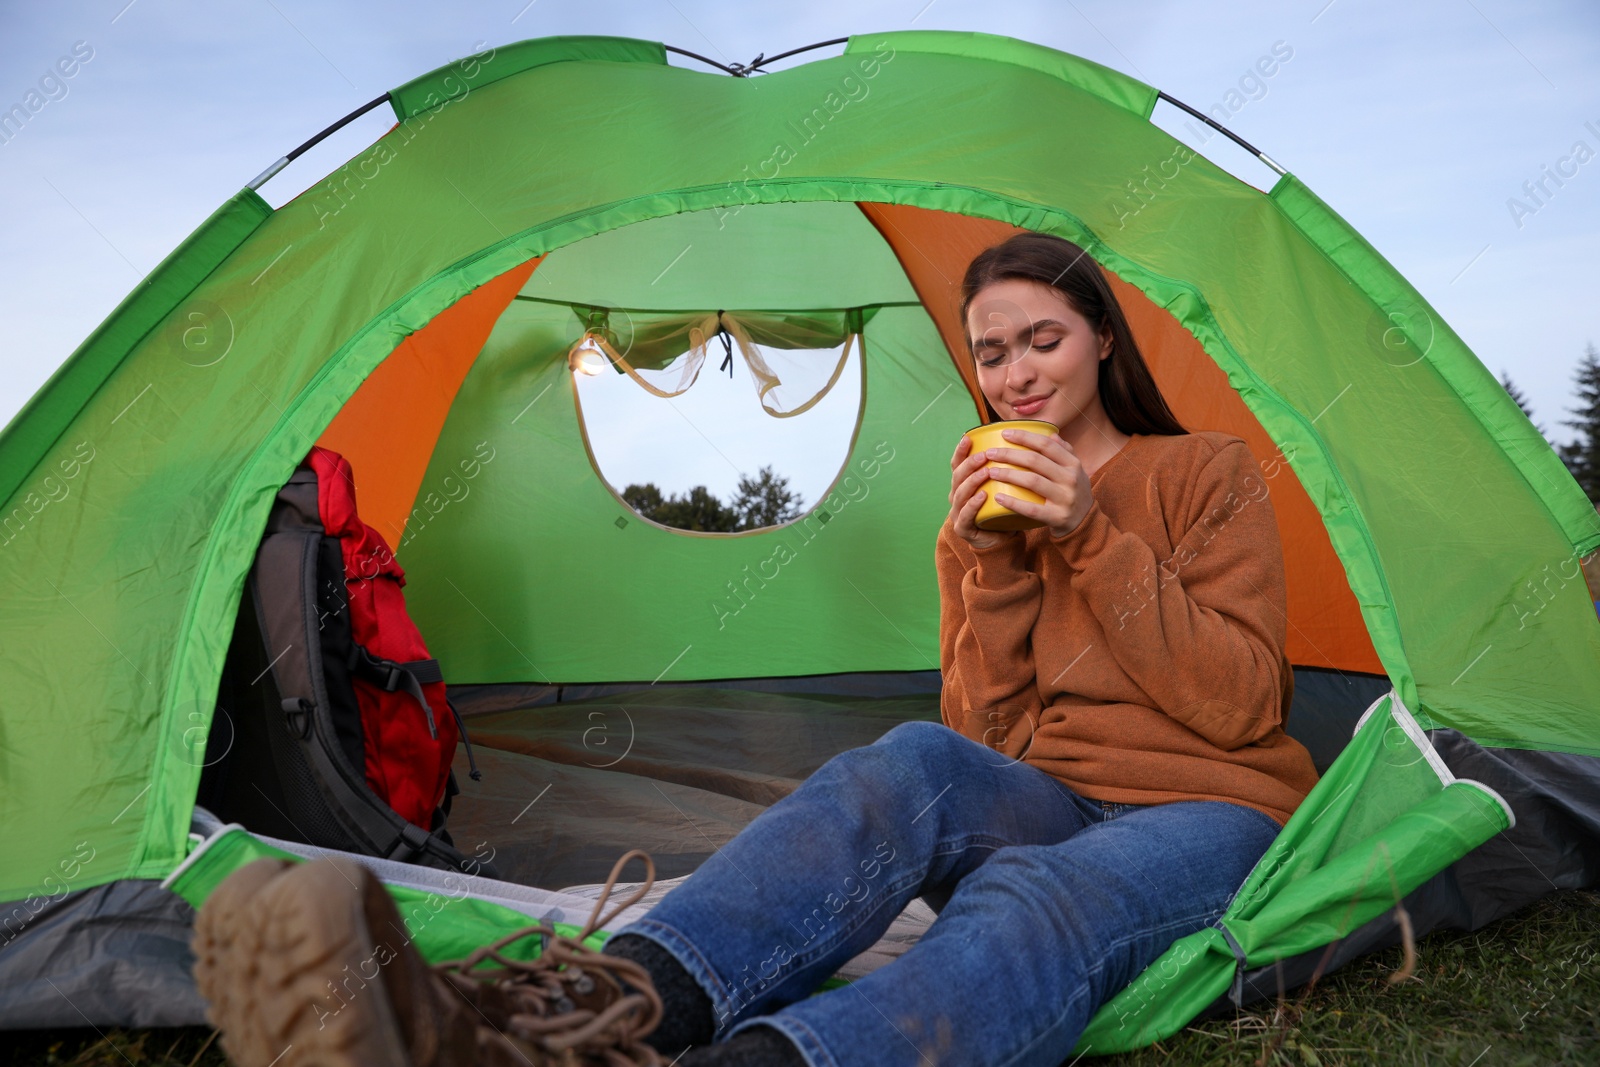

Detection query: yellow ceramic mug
(963, 420), (1060, 531)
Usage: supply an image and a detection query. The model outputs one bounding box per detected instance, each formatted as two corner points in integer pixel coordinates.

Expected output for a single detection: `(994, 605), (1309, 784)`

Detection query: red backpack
(198, 446), (491, 875)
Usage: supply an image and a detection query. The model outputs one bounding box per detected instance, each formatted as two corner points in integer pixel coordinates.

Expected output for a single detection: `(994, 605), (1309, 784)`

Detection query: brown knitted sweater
(936, 430), (1319, 826)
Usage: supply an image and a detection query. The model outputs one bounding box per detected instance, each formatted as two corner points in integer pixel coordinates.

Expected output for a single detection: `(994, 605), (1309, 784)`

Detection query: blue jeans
(611, 720), (1281, 1067)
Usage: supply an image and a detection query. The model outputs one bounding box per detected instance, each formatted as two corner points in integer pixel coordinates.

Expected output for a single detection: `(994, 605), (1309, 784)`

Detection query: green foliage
(618, 481), (664, 518)
(1559, 343), (1600, 504)
(730, 465), (806, 529)
(657, 485), (741, 532)
(622, 465), (804, 532)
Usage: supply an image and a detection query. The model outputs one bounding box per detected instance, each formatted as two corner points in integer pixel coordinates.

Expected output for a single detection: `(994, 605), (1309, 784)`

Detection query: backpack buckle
(281, 697), (314, 739)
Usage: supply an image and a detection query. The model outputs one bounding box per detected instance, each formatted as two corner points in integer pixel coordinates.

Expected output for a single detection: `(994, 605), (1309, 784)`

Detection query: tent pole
(243, 57), (1287, 195)
(246, 92), (394, 191)
(1156, 90), (1288, 176)
(665, 38), (849, 77)
(742, 38), (850, 72)
(663, 45), (738, 75)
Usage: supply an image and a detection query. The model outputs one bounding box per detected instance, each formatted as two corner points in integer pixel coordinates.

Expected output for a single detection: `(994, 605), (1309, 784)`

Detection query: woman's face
(965, 277), (1112, 431)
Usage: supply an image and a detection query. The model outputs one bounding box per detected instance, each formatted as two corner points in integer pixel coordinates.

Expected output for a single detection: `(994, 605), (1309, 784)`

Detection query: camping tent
(2, 30), (1597, 1055)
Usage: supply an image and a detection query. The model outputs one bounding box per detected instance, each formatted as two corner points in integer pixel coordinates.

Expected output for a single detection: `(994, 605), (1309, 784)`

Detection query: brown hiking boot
(192, 848), (666, 1066)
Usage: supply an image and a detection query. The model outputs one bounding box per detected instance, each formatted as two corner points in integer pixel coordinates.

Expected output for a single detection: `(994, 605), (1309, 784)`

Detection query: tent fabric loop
(1219, 922), (1249, 1007)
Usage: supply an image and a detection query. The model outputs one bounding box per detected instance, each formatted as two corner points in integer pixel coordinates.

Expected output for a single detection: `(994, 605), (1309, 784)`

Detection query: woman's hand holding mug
(950, 428), (1095, 547)
(949, 434), (1012, 550)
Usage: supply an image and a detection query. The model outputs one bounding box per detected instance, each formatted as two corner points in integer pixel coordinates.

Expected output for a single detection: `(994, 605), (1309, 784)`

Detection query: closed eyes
(977, 339), (1061, 367)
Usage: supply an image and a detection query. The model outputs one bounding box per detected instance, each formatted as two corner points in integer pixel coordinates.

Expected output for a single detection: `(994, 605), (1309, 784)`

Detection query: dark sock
(602, 932), (716, 1055)
(678, 1024), (807, 1067)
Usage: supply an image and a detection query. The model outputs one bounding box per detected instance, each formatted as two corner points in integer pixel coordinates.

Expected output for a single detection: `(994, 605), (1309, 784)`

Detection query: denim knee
(870, 719), (973, 767)
(794, 721), (982, 825)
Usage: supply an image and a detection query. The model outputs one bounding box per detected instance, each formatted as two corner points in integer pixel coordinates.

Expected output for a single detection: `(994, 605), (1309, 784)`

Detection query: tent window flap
(563, 306), (875, 418)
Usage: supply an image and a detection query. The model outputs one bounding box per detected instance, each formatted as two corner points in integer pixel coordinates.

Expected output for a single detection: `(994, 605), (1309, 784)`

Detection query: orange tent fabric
(317, 258), (541, 543)
(859, 202), (1380, 675)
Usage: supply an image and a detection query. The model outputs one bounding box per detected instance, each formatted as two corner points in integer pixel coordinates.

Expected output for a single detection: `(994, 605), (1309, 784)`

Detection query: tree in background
(730, 465), (805, 529)
(1499, 370), (1544, 436)
(1559, 343), (1600, 505)
(620, 482), (665, 518)
(656, 485), (741, 532)
(622, 465), (804, 532)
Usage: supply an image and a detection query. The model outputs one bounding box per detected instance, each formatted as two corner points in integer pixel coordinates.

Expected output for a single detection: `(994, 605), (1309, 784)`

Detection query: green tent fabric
(1075, 690), (1511, 1052)
(1, 28), (1594, 1048)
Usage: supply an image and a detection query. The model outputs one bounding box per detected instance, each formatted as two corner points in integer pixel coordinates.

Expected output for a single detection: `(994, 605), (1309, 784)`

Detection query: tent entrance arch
(177, 187), (1389, 754)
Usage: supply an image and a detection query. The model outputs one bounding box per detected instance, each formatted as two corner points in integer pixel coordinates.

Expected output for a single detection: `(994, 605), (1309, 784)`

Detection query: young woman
(194, 231), (1320, 1067)
(595, 232), (1320, 1066)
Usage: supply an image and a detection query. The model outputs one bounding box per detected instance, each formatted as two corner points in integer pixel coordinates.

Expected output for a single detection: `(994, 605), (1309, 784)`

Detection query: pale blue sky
(3, 1), (1597, 508)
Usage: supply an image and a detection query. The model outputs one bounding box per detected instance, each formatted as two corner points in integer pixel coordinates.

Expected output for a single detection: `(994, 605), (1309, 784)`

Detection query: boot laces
(431, 849), (666, 1066)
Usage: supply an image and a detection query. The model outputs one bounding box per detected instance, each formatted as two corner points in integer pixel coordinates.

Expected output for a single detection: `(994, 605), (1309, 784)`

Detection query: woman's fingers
(986, 463), (1053, 499)
(951, 435), (975, 471)
(950, 446), (996, 505)
(951, 464), (979, 507)
(964, 458), (995, 488)
(983, 444), (1047, 474)
(958, 470), (984, 508)
(959, 488), (986, 537)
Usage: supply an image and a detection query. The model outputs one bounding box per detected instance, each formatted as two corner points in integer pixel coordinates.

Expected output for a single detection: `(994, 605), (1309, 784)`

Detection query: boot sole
(192, 856), (414, 1067)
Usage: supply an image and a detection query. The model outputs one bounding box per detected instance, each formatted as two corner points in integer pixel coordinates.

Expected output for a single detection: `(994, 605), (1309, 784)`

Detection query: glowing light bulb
(571, 338), (608, 376)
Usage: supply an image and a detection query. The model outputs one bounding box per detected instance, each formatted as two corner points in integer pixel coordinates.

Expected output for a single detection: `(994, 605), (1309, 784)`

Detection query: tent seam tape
(1351, 686), (1395, 736)
(1449, 777), (1517, 830)
(1387, 689), (1455, 790)
(157, 822), (247, 890)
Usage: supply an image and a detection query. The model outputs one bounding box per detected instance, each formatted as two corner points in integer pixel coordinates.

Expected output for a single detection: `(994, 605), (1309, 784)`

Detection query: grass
(1102, 888), (1600, 1067)
(6, 890), (1596, 1066)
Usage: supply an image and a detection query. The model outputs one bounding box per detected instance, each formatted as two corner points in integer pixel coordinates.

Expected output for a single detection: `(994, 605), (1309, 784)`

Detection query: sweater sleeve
(1045, 439), (1289, 751)
(935, 516), (1044, 760)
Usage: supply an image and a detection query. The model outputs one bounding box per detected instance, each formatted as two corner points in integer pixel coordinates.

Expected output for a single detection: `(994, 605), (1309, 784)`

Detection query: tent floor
(446, 667), (1389, 891)
(448, 680), (947, 890)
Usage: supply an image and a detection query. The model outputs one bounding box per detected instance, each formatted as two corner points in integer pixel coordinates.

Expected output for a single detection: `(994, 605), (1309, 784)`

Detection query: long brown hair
(959, 232), (1187, 435)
